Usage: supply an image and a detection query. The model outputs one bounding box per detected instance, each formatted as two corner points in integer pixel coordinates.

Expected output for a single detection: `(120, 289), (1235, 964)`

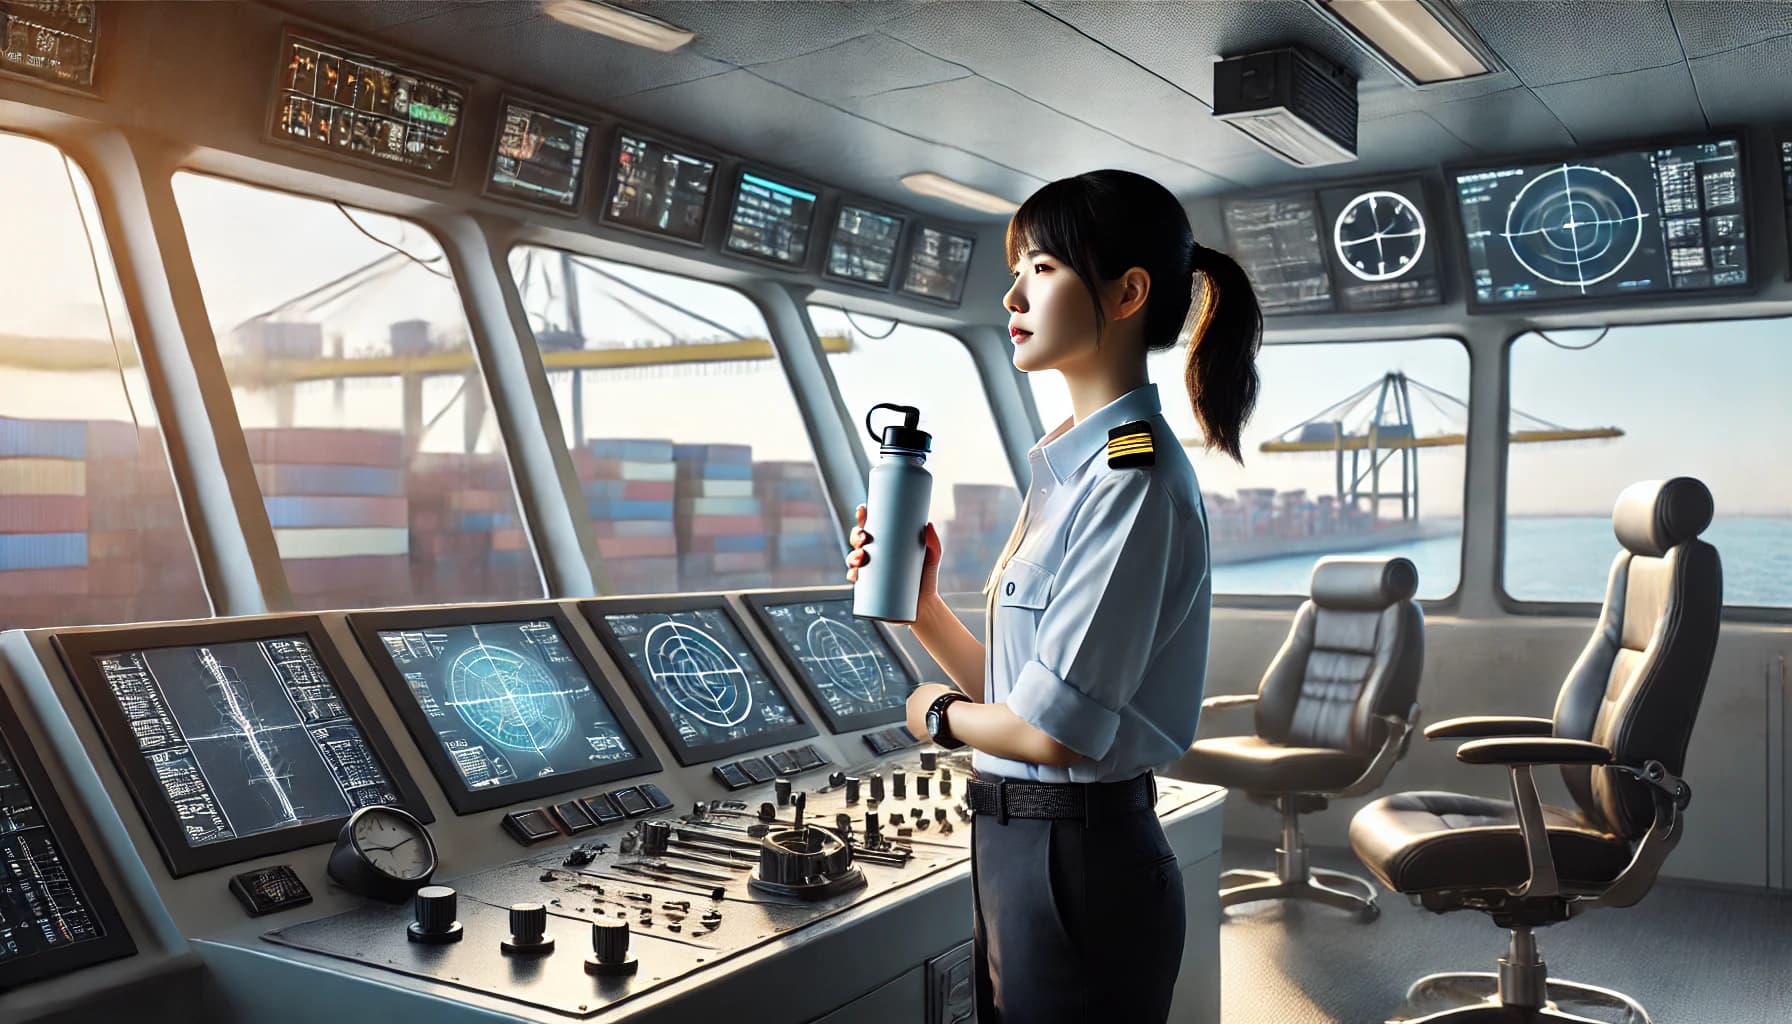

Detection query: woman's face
(1002, 248), (1102, 374)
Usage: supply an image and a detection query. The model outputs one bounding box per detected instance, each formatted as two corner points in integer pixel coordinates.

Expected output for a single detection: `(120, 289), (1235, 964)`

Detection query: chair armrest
(1424, 715), (1554, 740)
(1201, 694), (1259, 711)
(1456, 738), (1612, 767)
(1329, 712), (1416, 798)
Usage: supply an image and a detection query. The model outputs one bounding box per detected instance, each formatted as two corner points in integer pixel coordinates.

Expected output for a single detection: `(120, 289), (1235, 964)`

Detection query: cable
(842, 309), (898, 341)
(568, 255), (744, 341)
(63, 155), (146, 438)
(334, 202), (452, 280)
(1535, 326), (1610, 351)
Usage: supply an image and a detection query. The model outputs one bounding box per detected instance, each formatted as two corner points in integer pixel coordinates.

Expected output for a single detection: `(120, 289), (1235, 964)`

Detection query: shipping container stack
(752, 460), (836, 587)
(937, 482), (1020, 595)
(407, 450), (535, 603)
(579, 438), (678, 595)
(673, 442), (771, 591)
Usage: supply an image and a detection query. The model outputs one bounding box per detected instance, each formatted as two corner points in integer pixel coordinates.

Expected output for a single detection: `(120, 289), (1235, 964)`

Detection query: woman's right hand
(846, 504), (943, 605)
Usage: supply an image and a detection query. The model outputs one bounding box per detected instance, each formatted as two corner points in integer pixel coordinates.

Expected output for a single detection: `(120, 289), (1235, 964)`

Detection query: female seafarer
(846, 169), (1263, 1023)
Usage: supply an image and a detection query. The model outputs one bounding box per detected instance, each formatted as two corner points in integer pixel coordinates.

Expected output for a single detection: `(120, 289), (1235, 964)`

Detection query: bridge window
(173, 173), (543, 608)
(1027, 337), (1468, 600)
(509, 247), (835, 594)
(808, 306), (1018, 597)
(1505, 321), (1791, 608)
(0, 134), (209, 627)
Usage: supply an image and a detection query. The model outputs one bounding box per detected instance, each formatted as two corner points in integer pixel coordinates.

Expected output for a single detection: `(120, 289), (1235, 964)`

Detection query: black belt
(966, 771), (1156, 824)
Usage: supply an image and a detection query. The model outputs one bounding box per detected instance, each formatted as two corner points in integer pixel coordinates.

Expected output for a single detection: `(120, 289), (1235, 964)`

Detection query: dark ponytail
(1005, 170), (1263, 464)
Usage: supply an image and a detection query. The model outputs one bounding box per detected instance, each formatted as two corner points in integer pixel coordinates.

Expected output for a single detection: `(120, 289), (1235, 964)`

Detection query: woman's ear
(1109, 267), (1151, 321)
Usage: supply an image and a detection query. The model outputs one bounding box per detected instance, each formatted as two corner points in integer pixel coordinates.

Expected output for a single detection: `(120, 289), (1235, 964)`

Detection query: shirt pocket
(998, 557), (1055, 610)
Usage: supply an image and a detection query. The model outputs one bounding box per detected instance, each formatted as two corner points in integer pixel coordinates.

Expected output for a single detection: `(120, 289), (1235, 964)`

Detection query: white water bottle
(853, 403), (933, 624)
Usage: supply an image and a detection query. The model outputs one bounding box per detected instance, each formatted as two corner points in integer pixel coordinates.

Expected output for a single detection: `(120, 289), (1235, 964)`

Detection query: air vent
(1213, 46), (1358, 167)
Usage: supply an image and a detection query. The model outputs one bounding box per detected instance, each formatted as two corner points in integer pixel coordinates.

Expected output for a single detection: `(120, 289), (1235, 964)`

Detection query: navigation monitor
(741, 589), (922, 733)
(486, 97), (592, 212)
(825, 204), (906, 287)
(1316, 178), (1444, 311)
(1780, 134), (1792, 279)
(0, 0), (99, 91)
(267, 29), (466, 184)
(581, 596), (815, 765)
(1221, 194), (1335, 315)
(347, 606), (659, 813)
(725, 169), (819, 267)
(0, 684), (134, 987)
(900, 225), (975, 305)
(54, 619), (430, 877)
(1453, 137), (1750, 307)
(603, 130), (717, 243)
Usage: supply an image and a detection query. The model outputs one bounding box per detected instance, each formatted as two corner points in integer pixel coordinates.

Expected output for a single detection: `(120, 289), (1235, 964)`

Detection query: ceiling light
(900, 173), (1018, 215)
(542, 0), (695, 53)
(1315, 0), (1498, 85)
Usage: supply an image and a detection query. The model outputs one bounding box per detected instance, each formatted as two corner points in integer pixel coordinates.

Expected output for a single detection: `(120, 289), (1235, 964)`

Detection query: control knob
(916, 775), (930, 799)
(774, 778), (793, 806)
(408, 885), (463, 944)
(585, 917), (639, 976)
(920, 750), (938, 772)
(892, 771), (907, 800)
(502, 902), (554, 954)
(844, 776), (861, 804)
(640, 819), (672, 856)
(868, 772), (885, 801)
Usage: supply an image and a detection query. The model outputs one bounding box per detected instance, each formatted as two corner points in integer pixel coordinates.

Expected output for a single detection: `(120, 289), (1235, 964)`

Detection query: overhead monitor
(602, 130), (717, 244)
(580, 596), (815, 766)
(1220, 194), (1335, 315)
(900, 225), (975, 305)
(741, 589), (923, 733)
(725, 169), (819, 267)
(347, 606), (660, 814)
(486, 96), (593, 213)
(267, 29), (466, 184)
(53, 619), (431, 877)
(1453, 136), (1750, 307)
(825, 204), (906, 287)
(0, 683), (134, 987)
(1315, 178), (1444, 311)
(1780, 134), (1792, 279)
(0, 0), (99, 91)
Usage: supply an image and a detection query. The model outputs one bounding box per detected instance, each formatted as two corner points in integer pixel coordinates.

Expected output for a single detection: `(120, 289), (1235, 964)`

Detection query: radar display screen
(742, 591), (921, 733)
(0, 0), (98, 91)
(1316, 179), (1443, 311)
(603, 131), (717, 243)
(0, 685), (134, 987)
(900, 225), (975, 305)
(487, 97), (592, 212)
(725, 170), (819, 267)
(54, 620), (430, 876)
(1221, 194), (1335, 315)
(268, 30), (466, 184)
(349, 607), (659, 813)
(582, 598), (814, 765)
(825, 204), (906, 287)
(1453, 137), (1749, 307)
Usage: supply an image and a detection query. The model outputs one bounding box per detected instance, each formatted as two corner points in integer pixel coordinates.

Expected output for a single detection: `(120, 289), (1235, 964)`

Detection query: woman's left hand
(906, 682), (956, 741)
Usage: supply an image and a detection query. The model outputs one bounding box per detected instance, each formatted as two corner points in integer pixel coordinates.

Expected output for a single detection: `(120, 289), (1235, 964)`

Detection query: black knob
(835, 812), (853, 837)
(916, 775), (931, 799)
(868, 773), (884, 801)
(793, 792), (806, 831)
(892, 771), (906, 799)
(758, 801), (777, 823)
(920, 750), (938, 772)
(939, 777), (952, 797)
(844, 777), (861, 804)
(585, 917), (638, 976)
(408, 885), (463, 944)
(940, 767), (952, 782)
(865, 811), (880, 835)
(935, 807), (948, 823)
(827, 771), (847, 788)
(641, 819), (671, 856)
(774, 778), (793, 805)
(503, 902), (554, 954)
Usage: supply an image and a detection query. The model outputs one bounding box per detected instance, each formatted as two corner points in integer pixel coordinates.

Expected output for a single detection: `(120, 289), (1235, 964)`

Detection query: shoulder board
(1106, 420), (1155, 469)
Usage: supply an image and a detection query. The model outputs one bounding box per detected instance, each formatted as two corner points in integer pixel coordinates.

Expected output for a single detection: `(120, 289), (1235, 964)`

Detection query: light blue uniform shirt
(975, 383), (1211, 784)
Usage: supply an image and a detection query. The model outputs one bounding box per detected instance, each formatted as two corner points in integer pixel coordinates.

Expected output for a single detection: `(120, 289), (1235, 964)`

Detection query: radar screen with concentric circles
(1317, 178), (1442, 311)
(746, 596), (921, 732)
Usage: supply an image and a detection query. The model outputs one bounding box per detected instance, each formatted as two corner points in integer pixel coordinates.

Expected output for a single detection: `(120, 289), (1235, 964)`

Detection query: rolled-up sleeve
(1006, 471), (1178, 761)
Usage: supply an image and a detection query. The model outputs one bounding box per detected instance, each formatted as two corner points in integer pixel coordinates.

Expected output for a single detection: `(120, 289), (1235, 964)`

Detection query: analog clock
(1332, 189), (1426, 282)
(327, 805), (438, 903)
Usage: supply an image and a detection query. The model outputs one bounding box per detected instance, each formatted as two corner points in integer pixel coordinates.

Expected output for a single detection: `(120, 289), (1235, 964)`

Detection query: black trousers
(970, 802), (1186, 1022)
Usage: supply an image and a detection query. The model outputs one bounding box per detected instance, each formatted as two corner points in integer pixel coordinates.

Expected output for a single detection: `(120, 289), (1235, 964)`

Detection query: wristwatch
(924, 690), (972, 750)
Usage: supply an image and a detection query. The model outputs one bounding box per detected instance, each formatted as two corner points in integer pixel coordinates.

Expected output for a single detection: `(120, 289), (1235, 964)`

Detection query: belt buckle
(996, 778), (1009, 826)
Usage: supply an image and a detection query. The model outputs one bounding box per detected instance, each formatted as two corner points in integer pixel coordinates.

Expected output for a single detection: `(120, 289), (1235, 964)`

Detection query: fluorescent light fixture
(542, 0), (695, 53)
(900, 172), (1018, 215)
(1316, 0), (1497, 84)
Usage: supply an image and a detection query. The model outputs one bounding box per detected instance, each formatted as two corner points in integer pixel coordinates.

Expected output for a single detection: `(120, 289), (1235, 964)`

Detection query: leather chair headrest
(1310, 556), (1418, 610)
(1612, 477), (1713, 557)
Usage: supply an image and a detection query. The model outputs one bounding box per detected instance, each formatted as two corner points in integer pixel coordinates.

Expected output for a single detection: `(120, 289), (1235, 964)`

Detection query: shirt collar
(1036, 382), (1162, 484)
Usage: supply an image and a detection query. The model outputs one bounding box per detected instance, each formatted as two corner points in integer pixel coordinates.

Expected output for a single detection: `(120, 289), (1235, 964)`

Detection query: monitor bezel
(1445, 129), (1757, 314)
(52, 617), (434, 878)
(345, 603), (662, 814)
(578, 595), (817, 766)
(0, 682), (136, 986)
(263, 25), (470, 188)
(721, 164), (825, 271)
(1217, 190), (1341, 317)
(481, 91), (598, 217)
(820, 198), (910, 290)
(1310, 173), (1450, 313)
(738, 586), (923, 734)
(597, 124), (721, 248)
(897, 222), (977, 307)
(1775, 126), (1792, 283)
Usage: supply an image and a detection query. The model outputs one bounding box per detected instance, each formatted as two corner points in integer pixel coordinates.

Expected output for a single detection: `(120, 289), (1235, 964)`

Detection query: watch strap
(927, 690), (971, 749)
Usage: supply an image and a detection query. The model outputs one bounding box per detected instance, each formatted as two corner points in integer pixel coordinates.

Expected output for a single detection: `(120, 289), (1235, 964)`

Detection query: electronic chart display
(1221, 194), (1335, 315)
(581, 598), (815, 765)
(603, 130), (718, 243)
(348, 607), (659, 813)
(724, 170), (819, 267)
(486, 97), (592, 212)
(54, 620), (430, 876)
(267, 29), (466, 184)
(1453, 137), (1749, 307)
(825, 204), (906, 287)
(0, 0), (98, 91)
(1316, 178), (1443, 311)
(0, 685), (134, 987)
(900, 225), (975, 305)
(742, 590), (922, 733)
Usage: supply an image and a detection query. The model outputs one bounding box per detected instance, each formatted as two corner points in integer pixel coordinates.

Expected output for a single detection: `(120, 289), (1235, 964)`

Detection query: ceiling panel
(1423, 84), (1577, 154)
(629, 1), (898, 67)
(752, 32), (968, 102)
(1688, 33), (1792, 126)
(1457, 0), (1686, 87)
(1535, 64), (1710, 146)
(1667, 0), (1792, 58)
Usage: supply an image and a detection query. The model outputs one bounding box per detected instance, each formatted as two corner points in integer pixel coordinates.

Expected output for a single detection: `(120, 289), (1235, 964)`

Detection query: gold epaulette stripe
(1107, 434), (1152, 447)
(1107, 439), (1154, 453)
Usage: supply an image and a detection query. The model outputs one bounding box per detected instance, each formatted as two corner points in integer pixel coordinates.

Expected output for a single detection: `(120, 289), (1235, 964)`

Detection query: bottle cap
(865, 403), (932, 455)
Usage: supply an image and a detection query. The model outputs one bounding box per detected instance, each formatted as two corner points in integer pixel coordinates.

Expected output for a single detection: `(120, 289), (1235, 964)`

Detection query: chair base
(1390, 929), (1652, 1024)
(1220, 797), (1379, 919)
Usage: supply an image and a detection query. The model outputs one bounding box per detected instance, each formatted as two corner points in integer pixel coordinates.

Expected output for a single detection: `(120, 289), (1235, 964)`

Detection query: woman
(846, 169), (1262, 1022)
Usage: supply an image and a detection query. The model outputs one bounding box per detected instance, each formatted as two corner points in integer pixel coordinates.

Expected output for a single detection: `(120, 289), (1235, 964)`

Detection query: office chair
(1348, 478), (1721, 1023)
(1181, 556), (1424, 919)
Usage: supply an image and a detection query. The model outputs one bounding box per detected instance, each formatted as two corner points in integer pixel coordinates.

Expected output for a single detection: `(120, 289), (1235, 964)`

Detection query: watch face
(1332, 189), (1427, 282)
(351, 807), (434, 882)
